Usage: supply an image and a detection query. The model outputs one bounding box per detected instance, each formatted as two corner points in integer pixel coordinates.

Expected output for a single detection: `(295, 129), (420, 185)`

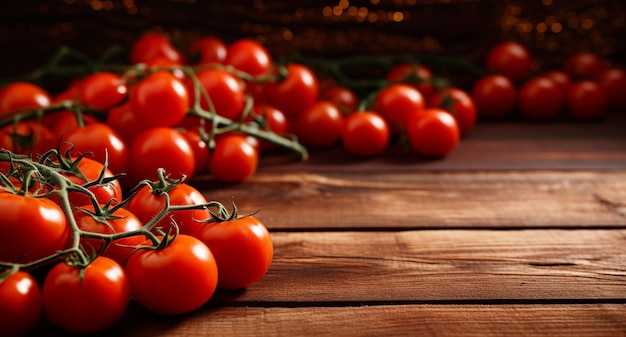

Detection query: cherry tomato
(224, 38), (272, 76)
(127, 127), (195, 187)
(542, 70), (570, 91)
(131, 32), (185, 65)
(485, 41), (532, 82)
(407, 108), (460, 157)
(373, 83), (425, 133)
(106, 102), (151, 144)
(472, 74), (517, 119)
(566, 81), (608, 121)
(0, 271), (42, 337)
(130, 71), (189, 127)
(319, 85), (360, 113)
(43, 257), (130, 334)
(0, 193), (68, 263)
(0, 120), (56, 156)
(79, 71), (127, 110)
(194, 215), (273, 289)
(125, 234), (218, 315)
(563, 52), (608, 81)
(386, 63), (435, 99)
(295, 101), (344, 148)
(248, 103), (289, 151)
(0, 82), (50, 115)
(189, 36), (227, 65)
(181, 128), (210, 174)
(263, 63), (319, 119)
(190, 68), (246, 121)
(52, 111), (99, 141)
(210, 134), (259, 183)
(427, 87), (477, 134)
(342, 111), (390, 157)
(518, 76), (564, 121)
(596, 67), (626, 110)
(63, 123), (129, 176)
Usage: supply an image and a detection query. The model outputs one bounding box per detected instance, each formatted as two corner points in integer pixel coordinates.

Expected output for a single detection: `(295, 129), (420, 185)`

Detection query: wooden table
(31, 117), (626, 336)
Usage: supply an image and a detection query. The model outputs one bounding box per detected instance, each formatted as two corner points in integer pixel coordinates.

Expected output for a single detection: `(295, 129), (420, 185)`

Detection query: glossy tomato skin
(386, 63), (435, 99)
(181, 128), (210, 174)
(52, 111), (99, 142)
(407, 108), (460, 157)
(130, 71), (189, 127)
(79, 71), (127, 110)
(596, 67), (626, 110)
(518, 77), (565, 121)
(131, 33), (184, 65)
(0, 120), (56, 156)
(566, 81), (608, 121)
(0, 271), (42, 337)
(263, 63), (319, 119)
(0, 194), (69, 263)
(342, 111), (390, 157)
(563, 52), (608, 81)
(427, 87), (477, 134)
(43, 257), (131, 334)
(485, 41), (532, 82)
(0, 82), (50, 115)
(189, 36), (227, 65)
(319, 85), (360, 113)
(64, 123), (129, 176)
(106, 102), (151, 144)
(224, 38), (272, 76)
(210, 134), (259, 183)
(125, 234), (218, 315)
(373, 83), (425, 133)
(191, 68), (246, 121)
(194, 216), (273, 289)
(295, 101), (344, 148)
(472, 74), (517, 119)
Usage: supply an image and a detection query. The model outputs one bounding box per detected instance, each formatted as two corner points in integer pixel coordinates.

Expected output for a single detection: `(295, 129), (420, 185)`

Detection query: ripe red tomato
(0, 120), (56, 156)
(472, 74), (517, 119)
(210, 134), (259, 183)
(0, 82), (50, 115)
(79, 71), (127, 110)
(224, 38), (272, 76)
(373, 83), (425, 133)
(124, 234), (218, 315)
(249, 103), (289, 151)
(386, 63), (435, 99)
(181, 128), (210, 174)
(127, 127), (195, 187)
(63, 123), (129, 176)
(0, 271), (42, 337)
(542, 70), (570, 92)
(263, 63), (319, 119)
(43, 257), (130, 334)
(485, 41), (532, 82)
(295, 101), (344, 148)
(342, 111), (390, 157)
(189, 36), (227, 65)
(596, 67), (626, 109)
(0, 193), (68, 263)
(566, 80), (608, 121)
(131, 32), (185, 65)
(427, 87), (477, 134)
(190, 68), (246, 121)
(130, 71), (189, 127)
(194, 216), (273, 289)
(563, 52), (608, 81)
(106, 102), (151, 144)
(319, 85), (360, 113)
(52, 111), (99, 141)
(518, 77), (564, 121)
(407, 108), (460, 157)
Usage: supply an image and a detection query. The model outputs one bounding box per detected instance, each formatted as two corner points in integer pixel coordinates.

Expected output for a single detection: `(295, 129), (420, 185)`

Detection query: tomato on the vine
(130, 70), (190, 127)
(319, 85), (360, 113)
(194, 215), (273, 289)
(342, 111), (390, 157)
(63, 122), (129, 176)
(407, 108), (460, 157)
(566, 80), (608, 121)
(189, 36), (227, 65)
(0, 193), (69, 263)
(0, 120), (56, 156)
(0, 82), (51, 115)
(106, 102), (151, 144)
(224, 38), (272, 76)
(427, 87), (477, 134)
(43, 257), (130, 334)
(250, 103), (289, 151)
(52, 111), (99, 141)
(295, 101), (344, 148)
(181, 128), (210, 174)
(131, 32), (185, 65)
(210, 134), (259, 183)
(386, 63), (435, 99)
(373, 83), (425, 133)
(79, 71), (127, 110)
(190, 68), (246, 121)
(0, 271), (42, 337)
(485, 41), (532, 82)
(263, 63), (319, 120)
(471, 74), (517, 119)
(124, 234), (218, 315)
(517, 76), (564, 121)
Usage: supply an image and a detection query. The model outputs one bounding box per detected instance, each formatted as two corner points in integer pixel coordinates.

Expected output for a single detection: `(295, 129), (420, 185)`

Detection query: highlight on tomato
(0, 270), (43, 337)
(407, 107), (460, 157)
(341, 111), (390, 157)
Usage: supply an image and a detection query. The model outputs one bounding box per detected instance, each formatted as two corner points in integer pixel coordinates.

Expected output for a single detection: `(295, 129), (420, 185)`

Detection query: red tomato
(210, 134), (259, 183)
(250, 103), (289, 151)
(0, 271), (42, 337)
(124, 234), (218, 315)
(194, 216), (273, 289)
(319, 85), (360, 113)
(566, 81), (608, 121)
(189, 36), (227, 65)
(472, 74), (517, 119)
(79, 71), (127, 110)
(407, 108), (460, 157)
(263, 63), (319, 119)
(427, 87), (477, 134)
(190, 68), (246, 120)
(130, 71), (189, 127)
(52, 111), (99, 141)
(0, 120), (56, 156)
(373, 83), (425, 133)
(0, 193), (68, 263)
(126, 181), (210, 236)
(386, 63), (435, 99)
(43, 257), (130, 334)
(224, 38), (272, 76)
(51, 78), (83, 104)
(106, 102), (151, 144)
(295, 101), (344, 148)
(485, 41), (532, 82)
(342, 111), (390, 157)
(127, 127), (195, 188)
(563, 52), (608, 81)
(542, 70), (570, 92)
(596, 67), (626, 109)
(131, 32), (184, 65)
(0, 82), (50, 115)
(518, 77), (564, 121)
(63, 123), (129, 176)
(181, 128), (210, 174)
(73, 206), (145, 265)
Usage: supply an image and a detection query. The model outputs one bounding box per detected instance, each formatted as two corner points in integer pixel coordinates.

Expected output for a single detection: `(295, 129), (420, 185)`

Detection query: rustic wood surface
(28, 119), (626, 336)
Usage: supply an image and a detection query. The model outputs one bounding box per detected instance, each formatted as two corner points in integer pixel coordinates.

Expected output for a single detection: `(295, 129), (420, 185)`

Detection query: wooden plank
(29, 304), (626, 337)
(211, 230), (626, 303)
(194, 171), (626, 230)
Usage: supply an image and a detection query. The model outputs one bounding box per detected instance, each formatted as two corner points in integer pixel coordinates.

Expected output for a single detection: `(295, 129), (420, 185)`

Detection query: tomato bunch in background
(473, 41), (626, 122)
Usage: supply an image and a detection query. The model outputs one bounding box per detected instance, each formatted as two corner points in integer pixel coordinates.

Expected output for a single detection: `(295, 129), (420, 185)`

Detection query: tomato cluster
(473, 41), (626, 121)
(0, 151), (273, 335)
